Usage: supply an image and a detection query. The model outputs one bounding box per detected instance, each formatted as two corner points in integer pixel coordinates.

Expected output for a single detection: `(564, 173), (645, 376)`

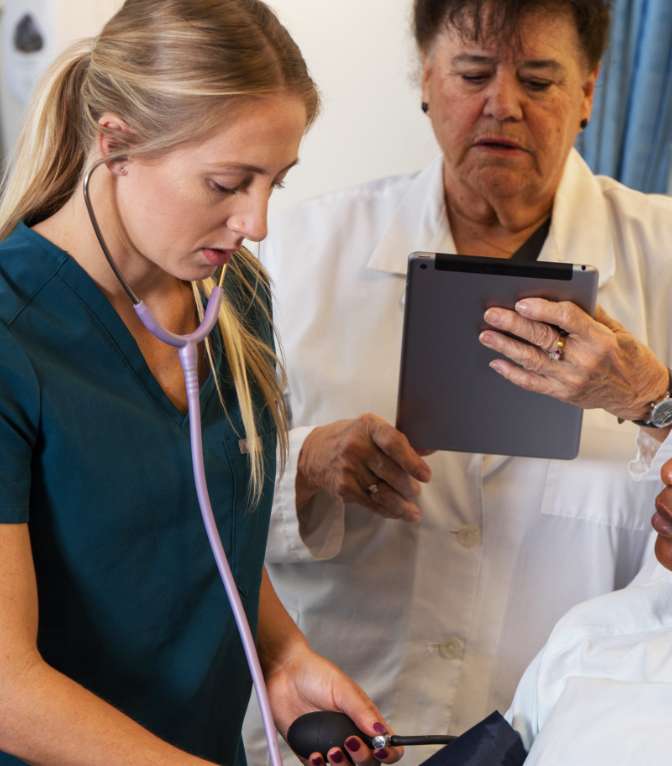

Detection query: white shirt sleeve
(505, 648), (544, 754)
(629, 428), (672, 482)
(264, 425), (347, 563)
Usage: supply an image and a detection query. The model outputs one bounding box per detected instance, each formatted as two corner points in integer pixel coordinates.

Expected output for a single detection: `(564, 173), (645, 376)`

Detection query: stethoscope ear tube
(83, 160), (141, 306)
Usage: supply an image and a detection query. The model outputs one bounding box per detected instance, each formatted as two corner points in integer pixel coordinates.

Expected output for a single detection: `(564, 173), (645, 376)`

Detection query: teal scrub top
(0, 223), (277, 765)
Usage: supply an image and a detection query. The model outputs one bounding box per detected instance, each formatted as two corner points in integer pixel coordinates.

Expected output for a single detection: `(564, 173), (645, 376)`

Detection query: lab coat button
(437, 638), (464, 660)
(455, 525), (481, 549)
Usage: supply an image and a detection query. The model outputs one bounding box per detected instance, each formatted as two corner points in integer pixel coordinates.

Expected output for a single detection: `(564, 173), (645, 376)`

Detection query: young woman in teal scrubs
(0, 2), (402, 765)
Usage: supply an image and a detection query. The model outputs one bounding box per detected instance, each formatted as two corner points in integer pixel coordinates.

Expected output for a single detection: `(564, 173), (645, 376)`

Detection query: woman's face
(653, 459), (672, 571)
(113, 95), (307, 282)
(421, 8), (598, 208)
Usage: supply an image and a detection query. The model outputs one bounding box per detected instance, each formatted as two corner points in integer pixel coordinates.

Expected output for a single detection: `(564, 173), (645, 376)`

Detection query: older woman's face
(653, 459), (672, 571)
(421, 9), (598, 207)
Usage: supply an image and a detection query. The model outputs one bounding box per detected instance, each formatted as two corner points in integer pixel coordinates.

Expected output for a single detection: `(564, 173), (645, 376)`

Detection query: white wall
(1, 1), (669, 196)
(266, 0), (439, 211)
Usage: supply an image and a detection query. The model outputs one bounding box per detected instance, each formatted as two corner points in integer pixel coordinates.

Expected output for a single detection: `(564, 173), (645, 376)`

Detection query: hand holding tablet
(480, 300), (671, 426)
(395, 253), (599, 459)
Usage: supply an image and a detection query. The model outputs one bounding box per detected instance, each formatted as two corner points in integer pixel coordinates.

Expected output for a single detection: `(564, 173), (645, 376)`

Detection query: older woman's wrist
(620, 362), (670, 422)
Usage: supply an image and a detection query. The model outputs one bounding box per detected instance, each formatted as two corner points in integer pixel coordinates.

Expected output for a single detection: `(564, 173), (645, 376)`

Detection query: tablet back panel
(396, 253), (598, 459)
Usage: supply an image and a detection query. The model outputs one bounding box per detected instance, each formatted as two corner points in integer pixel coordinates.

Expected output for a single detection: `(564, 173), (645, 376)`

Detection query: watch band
(631, 367), (672, 428)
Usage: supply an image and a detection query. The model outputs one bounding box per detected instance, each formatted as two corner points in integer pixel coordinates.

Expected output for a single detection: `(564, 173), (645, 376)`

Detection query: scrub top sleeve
(0, 323), (40, 522)
(265, 424), (346, 563)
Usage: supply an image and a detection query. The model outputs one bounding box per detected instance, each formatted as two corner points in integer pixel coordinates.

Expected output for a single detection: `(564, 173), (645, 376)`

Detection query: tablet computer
(395, 253), (599, 460)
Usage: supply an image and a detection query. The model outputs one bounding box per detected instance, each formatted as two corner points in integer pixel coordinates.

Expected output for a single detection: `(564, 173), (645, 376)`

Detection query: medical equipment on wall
(1, 0), (52, 155)
(1, 1), (123, 171)
(83, 159), (284, 766)
(2, 0), (53, 105)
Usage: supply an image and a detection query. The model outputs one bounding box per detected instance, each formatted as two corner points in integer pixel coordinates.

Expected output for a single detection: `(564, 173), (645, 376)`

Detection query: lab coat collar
(539, 149), (615, 289)
(366, 156), (452, 276)
(366, 149), (615, 289)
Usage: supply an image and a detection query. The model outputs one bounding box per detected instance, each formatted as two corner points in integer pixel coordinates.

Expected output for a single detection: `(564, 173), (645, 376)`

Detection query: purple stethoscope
(83, 159), (284, 766)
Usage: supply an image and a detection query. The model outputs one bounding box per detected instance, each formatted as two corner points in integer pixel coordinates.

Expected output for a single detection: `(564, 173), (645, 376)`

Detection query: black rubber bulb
(287, 711), (373, 759)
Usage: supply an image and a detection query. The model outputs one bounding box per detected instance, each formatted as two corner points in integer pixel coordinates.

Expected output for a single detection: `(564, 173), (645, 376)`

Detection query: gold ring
(548, 336), (566, 362)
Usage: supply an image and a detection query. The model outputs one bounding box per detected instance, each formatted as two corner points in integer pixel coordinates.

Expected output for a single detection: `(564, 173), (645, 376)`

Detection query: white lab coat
(507, 434), (672, 765)
(243, 150), (672, 765)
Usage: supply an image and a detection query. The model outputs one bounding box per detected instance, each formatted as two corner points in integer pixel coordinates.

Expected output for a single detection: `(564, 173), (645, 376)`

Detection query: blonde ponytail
(0, 39), (93, 238)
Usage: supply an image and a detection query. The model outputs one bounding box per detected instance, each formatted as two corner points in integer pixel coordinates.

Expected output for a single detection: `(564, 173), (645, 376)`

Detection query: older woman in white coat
(245, 1), (672, 764)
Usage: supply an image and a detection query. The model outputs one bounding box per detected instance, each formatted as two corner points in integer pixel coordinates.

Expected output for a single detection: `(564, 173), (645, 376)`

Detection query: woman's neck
(33, 172), (197, 336)
(38, 169), (184, 289)
(447, 203), (551, 259)
(444, 171), (553, 259)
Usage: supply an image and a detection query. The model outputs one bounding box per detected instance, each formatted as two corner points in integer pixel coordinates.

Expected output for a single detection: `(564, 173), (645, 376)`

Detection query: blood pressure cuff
(420, 712), (527, 766)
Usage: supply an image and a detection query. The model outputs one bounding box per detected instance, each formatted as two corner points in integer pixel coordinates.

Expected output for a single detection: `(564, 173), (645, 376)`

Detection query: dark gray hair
(413, 0), (612, 68)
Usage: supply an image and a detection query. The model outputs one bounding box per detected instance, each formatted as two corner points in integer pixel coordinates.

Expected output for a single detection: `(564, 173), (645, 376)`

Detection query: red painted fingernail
(345, 738), (361, 752)
(373, 722), (387, 735)
(375, 749), (390, 760)
(331, 750), (345, 764)
(311, 758), (324, 766)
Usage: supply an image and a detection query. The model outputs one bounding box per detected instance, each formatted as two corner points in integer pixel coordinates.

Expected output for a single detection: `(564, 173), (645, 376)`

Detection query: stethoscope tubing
(83, 159), (141, 306)
(180, 341), (283, 766)
(83, 162), (284, 766)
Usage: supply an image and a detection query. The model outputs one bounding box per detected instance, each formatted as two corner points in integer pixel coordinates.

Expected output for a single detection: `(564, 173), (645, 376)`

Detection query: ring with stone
(548, 335), (566, 362)
(366, 483), (380, 496)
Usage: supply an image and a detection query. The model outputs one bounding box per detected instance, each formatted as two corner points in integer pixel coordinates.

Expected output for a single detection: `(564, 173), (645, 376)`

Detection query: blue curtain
(576, 0), (672, 193)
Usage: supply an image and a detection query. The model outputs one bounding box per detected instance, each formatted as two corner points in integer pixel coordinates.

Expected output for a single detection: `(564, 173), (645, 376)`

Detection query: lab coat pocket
(540, 408), (651, 530)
